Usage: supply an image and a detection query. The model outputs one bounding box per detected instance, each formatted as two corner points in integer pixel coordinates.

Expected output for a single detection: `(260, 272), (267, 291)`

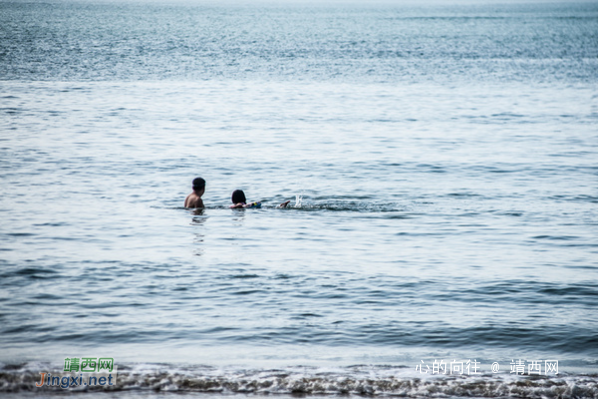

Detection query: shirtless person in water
(184, 177), (205, 208)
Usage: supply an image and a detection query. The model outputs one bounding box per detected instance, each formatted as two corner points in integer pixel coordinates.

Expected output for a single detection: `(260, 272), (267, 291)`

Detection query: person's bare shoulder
(185, 194), (204, 209)
(185, 193), (199, 208)
(184, 193), (193, 208)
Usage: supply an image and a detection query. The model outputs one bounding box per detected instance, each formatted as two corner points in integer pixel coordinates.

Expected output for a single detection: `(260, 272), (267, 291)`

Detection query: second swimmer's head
(231, 189), (246, 204)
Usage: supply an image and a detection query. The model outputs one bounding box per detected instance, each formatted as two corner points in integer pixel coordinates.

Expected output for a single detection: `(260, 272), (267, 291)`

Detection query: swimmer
(184, 177), (205, 208)
(230, 189), (260, 209)
(230, 189), (291, 209)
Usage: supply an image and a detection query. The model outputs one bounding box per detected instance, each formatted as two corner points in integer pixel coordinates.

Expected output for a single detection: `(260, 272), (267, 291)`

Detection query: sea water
(1, 0), (597, 396)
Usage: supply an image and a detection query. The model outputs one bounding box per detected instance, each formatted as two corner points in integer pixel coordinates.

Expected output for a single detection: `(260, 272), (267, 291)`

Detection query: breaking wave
(1, 363), (597, 397)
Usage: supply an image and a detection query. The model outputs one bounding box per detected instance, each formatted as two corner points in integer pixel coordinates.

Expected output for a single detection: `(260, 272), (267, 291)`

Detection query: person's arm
(278, 200), (291, 208)
(230, 203), (245, 209)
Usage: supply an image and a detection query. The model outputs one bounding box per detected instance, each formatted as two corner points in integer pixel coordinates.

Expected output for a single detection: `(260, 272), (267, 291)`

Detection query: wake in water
(177, 196), (413, 213)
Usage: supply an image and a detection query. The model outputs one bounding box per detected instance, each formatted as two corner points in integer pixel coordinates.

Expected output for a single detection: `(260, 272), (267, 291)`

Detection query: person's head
(231, 189), (246, 204)
(192, 177), (205, 194)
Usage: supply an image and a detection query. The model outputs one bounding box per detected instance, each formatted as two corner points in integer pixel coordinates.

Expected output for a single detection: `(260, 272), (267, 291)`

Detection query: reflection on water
(191, 209), (206, 217)
(191, 210), (207, 257)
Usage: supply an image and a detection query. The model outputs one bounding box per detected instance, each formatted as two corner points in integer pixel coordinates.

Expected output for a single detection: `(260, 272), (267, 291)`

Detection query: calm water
(1, 0), (597, 396)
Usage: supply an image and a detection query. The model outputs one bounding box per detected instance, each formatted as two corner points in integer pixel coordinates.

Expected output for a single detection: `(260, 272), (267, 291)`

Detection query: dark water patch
(491, 112), (525, 119)
(550, 151), (597, 158)
(559, 243), (598, 248)
(445, 281), (598, 307)
(3, 1), (598, 83)
(457, 212), (481, 217)
(337, 279), (598, 308)
(496, 211), (523, 217)
(417, 164), (447, 173)
(229, 274), (260, 279)
(0, 363), (26, 371)
(298, 313), (323, 318)
(0, 108), (21, 115)
(47, 236), (78, 241)
(538, 285), (598, 298)
(376, 214), (412, 220)
(532, 235), (579, 241)
(231, 289), (264, 296)
(32, 222), (68, 227)
(13, 267), (57, 277)
(394, 231), (450, 237)
(78, 301), (148, 310)
(273, 274), (294, 280)
(5, 232), (36, 237)
(339, 325), (598, 353)
(17, 328), (180, 344)
(468, 165), (529, 174)
(564, 265), (597, 270)
(13, 300), (77, 307)
(2, 325), (57, 335)
(549, 194), (598, 203)
(488, 168), (518, 174)
(446, 192), (482, 198)
(31, 293), (63, 301)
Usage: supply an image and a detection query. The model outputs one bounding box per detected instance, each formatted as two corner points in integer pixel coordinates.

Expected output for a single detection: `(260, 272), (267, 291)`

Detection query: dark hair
(231, 189), (246, 204)
(192, 177), (205, 190)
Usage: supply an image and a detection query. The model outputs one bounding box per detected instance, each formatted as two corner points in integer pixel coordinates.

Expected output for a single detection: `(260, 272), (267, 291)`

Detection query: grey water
(1, 0), (598, 396)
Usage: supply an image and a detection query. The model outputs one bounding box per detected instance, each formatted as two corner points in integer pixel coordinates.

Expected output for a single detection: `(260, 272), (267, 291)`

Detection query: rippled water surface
(1, 0), (597, 396)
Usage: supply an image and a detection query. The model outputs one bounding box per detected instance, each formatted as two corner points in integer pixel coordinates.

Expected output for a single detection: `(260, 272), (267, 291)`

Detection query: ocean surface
(1, 0), (597, 397)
